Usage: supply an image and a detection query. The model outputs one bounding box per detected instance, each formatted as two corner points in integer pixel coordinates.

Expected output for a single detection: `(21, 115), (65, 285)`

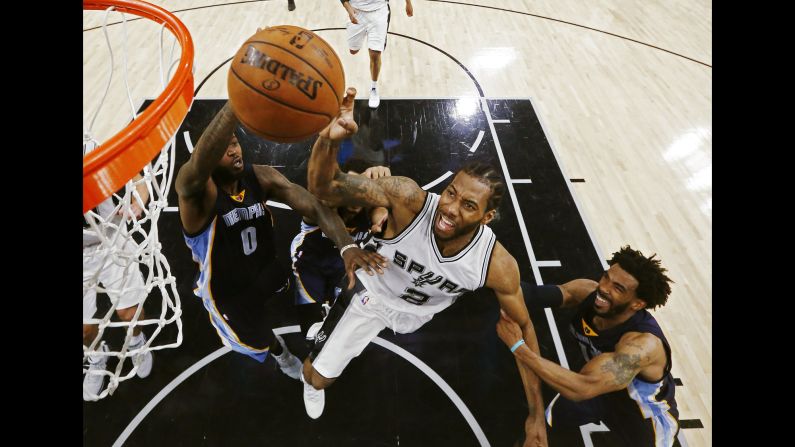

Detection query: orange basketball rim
(83, 0), (194, 213)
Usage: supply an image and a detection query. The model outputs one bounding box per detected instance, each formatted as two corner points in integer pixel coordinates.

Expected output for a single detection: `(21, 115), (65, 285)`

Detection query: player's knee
(83, 324), (98, 345)
(115, 305), (141, 322)
(369, 49), (381, 59)
(350, 49), (359, 55)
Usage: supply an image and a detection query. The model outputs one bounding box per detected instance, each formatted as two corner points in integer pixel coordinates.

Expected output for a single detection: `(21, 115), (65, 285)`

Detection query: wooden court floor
(83, 1), (712, 445)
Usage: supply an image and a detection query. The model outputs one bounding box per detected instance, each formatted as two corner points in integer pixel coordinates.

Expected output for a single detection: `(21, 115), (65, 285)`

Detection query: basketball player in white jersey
(301, 88), (548, 446)
(83, 141), (154, 401)
(340, 0), (413, 108)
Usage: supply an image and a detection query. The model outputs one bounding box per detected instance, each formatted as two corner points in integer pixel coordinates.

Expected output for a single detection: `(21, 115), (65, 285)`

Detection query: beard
(432, 214), (482, 241)
(593, 299), (632, 318)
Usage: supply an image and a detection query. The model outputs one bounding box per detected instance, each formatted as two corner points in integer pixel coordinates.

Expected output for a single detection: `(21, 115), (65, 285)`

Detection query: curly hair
(607, 245), (674, 310)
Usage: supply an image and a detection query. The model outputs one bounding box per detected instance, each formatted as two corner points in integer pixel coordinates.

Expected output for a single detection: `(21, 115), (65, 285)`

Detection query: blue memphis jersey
(182, 165), (280, 362)
(568, 292), (679, 445)
(290, 210), (373, 304)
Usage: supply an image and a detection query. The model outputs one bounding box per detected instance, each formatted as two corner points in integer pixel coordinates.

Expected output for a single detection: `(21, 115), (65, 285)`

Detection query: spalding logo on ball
(228, 25), (345, 143)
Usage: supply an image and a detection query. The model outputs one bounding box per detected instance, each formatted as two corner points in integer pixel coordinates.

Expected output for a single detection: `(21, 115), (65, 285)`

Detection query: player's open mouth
(594, 292), (610, 309)
(437, 214), (455, 232)
(233, 158), (243, 168)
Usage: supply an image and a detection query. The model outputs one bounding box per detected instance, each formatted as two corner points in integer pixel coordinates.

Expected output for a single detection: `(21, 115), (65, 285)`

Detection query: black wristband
(520, 282), (563, 309)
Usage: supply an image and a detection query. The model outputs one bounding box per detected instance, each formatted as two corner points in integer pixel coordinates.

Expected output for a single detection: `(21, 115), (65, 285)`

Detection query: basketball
(227, 25), (345, 142)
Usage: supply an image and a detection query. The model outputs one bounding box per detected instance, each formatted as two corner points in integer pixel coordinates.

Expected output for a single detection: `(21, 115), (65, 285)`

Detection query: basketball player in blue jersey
(497, 246), (679, 447)
(301, 88), (548, 446)
(174, 101), (387, 379)
(290, 158), (390, 344)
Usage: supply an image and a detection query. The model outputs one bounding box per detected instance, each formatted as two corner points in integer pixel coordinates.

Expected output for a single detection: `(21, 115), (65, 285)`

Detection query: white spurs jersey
(347, 0), (388, 12)
(357, 192), (497, 317)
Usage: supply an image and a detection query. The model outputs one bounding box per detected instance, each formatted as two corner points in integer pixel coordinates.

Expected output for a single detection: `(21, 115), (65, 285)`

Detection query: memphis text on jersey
(222, 202), (267, 227)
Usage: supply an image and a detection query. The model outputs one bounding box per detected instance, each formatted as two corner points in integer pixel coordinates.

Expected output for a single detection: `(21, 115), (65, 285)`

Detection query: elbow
(562, 378), (600, 402)
(561, 388), (593, 402)
(309, 181), (335, 202)
(306, 168), (335, 198)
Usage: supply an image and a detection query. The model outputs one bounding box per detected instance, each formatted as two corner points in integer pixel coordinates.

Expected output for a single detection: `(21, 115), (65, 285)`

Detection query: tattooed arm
(497, 317), (666, 401)
(175, 102), (238, 233)
(255, 164), (387, 287)
(308, 87), (426, 233)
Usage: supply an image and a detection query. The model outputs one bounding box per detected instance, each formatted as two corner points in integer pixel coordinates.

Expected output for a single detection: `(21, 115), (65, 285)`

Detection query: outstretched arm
(254, 164), (387, 288)
(175, 102), (238, 231)
(487, 244), (547, 447)
(560, 279), (599, 307)
(497, 314), (663, 402)
(308, 88), (426, 216)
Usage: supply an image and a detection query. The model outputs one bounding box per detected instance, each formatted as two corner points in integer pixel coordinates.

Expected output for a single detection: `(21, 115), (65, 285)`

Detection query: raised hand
(320, 87), (359, 142)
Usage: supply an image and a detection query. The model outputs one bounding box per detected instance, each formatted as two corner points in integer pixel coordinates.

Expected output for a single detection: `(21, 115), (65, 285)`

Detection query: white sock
(129, 332), (145, 347)
(371, 81), (377, 90)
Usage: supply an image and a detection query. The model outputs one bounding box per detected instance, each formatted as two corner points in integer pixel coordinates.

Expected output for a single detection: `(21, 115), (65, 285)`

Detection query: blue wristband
(510, 339), (525, 353)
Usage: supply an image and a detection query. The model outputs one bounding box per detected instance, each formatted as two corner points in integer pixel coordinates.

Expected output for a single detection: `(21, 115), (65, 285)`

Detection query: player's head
(339, 157), (376, 220)
(594, 246), (674, 317)
(212, 132), (245, 183)
(433, 161), (505, 241)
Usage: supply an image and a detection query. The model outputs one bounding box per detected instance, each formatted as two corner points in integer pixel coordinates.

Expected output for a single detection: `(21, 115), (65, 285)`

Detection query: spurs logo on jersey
(356, 192), (496, 317)
(393, 250), (471, 294)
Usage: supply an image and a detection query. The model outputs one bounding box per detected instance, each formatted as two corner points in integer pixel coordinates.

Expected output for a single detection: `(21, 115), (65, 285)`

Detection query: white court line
(464, 130), (485, 153)
(511, 179), (532, 184)
(114, 327), (489, 446)
(422, 170), (454, 190)
(536, 260), (562, 267)
(528, 97), (607, 270)
(266, 200), (291, 210)
(183, 130), (195, 154)
(481, 97), (569, 369)
(580, 422), (611, 447)
(492, 119), (510, 123)
(371, 338), (490, 447)
(112, 346), (232, 447)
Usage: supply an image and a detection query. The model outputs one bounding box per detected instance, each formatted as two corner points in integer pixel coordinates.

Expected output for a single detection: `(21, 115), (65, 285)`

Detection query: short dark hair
(607, 246), (673, 310)
(457, 161), (506, 212)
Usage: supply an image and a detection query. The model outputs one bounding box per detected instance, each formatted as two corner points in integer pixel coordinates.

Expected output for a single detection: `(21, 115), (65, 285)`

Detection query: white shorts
(346, 4), (390, 52)
(310, 284), (434, 379)
(83, 239), (147, 321)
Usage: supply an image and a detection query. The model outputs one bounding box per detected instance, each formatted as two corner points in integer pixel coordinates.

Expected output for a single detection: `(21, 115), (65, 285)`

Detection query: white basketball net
(83, 5), (186, 401)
